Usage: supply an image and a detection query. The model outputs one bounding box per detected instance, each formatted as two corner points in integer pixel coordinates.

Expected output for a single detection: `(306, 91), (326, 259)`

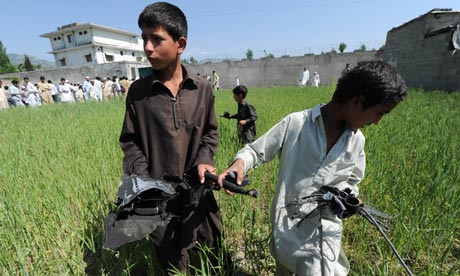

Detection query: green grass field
(0, 86), (459, 275)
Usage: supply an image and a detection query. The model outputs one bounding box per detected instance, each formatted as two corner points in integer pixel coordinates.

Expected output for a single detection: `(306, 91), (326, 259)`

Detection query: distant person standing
(313, 72), (320, 87)
(37, 76), (54, 104)
(93, 76), (104, 101)
(58, 78), (75, 103)
(300, 66), (310, 86)
(48, 80), (59, 103)
(342, 63), (352, 76)
(83, 76), (91, 100)
(234, 76), (240, 87)
(103, 77), (113, 100)
(0, 80), (8, 109)
(212, 70), (219, 91)
(21, 77), (41, 106)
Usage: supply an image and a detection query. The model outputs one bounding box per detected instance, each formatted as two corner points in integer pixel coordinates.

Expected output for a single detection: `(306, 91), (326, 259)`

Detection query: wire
(360, 208), (416, 276)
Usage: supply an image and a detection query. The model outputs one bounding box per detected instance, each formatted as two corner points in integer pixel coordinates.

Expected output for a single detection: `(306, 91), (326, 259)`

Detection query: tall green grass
(0, 87), (458, 275)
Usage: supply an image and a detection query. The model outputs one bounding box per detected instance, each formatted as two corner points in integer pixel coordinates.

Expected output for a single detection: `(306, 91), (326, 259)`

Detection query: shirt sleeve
(193, 89), (218, 168)
(119, 95), (149, 176)
(342, 145), (366, 196)
(246, 104), (258, 123)
(235, 115), (290, 172)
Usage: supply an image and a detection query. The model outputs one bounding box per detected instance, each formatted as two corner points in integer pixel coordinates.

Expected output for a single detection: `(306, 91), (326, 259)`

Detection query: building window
(120, 51), (124, 56)
(105, 54), (114, 62)
(67, 34), (75, 43)
(79, 31), (83, 35)
(132, 52), (135, 57)
(53, 38), (57, 41)
(85, 54), (93, 62)
(60, 58), (67, 66)
(57, 37), (61, 40)
(84, 30), (87, 34)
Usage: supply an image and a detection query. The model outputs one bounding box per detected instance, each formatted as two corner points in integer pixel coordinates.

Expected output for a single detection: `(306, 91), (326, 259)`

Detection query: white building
(40, 23), (145, 68)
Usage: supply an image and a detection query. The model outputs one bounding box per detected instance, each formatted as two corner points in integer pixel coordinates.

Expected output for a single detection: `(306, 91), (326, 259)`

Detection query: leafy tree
(24, 55), (34, 71)
(360, 44), (367, 51)
(181, 58), (190, 64)
(17, 63), (25, 72)
(190, 56), (197, 65)
(246, 49), (254, 60)
(338, 42), (347, 53)
(0, 40), (16, 74)
(263, 50), (274, 59)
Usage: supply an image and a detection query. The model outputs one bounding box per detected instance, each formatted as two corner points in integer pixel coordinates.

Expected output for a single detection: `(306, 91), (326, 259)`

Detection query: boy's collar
(149, 65), (197, 88)
(312, 104), (357, 134)
(311, 104), (323, 122)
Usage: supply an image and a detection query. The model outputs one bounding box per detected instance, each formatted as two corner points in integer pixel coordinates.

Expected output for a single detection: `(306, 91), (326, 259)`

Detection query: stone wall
(383, 11), (460, 92)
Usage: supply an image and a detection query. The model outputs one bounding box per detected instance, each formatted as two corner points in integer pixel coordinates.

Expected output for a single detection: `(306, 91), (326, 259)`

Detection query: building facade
(40, 23), (145, 68)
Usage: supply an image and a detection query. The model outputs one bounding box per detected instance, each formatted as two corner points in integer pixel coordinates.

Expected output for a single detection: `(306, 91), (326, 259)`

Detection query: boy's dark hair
(333, 60), (407, 109)
(233, 85), (248, 98)
(138, 2), (187, 41)
(40, 76), (45, 81)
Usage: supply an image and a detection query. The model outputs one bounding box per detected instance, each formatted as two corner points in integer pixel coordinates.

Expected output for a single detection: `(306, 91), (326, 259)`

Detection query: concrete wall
(185, 51), (378, 89)
(383, 10), (460, 92)
(0, 52), (378, 89)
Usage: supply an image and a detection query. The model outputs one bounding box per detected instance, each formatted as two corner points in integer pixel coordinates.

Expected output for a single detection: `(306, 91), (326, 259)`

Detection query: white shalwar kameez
(235, 104), (366, 276)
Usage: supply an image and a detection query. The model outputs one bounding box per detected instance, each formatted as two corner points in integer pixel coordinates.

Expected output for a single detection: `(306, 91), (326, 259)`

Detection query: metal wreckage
(103, 173), (414, 276)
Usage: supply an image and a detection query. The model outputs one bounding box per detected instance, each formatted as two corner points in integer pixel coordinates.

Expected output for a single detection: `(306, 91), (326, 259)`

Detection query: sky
(1, 0), (458, 62)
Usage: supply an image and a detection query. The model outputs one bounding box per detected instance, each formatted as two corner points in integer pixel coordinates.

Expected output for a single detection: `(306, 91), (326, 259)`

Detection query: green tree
(338, 42), (347, 53)
(17, 63), (25, 72)
(246, 48), (254, 60)
(360, 44), (367, 51)
(0, 40), (17, 74)
(190, 56), (197, 65)
(24, 55), (34, 71)
(181, 58), (190, 64)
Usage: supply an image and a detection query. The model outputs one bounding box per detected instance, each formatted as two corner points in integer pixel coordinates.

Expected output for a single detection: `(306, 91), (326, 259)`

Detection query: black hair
(40, 76), (45, 80)
(138, 2), (187, 41)
(333, 60), (407, 109)
(233, 85), (248, 98)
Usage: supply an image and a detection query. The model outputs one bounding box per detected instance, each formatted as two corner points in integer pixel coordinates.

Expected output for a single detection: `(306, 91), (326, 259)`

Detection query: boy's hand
(217, 158), (245, 196)
(239, 120), (247, 125)
(197, 164), (216, 184)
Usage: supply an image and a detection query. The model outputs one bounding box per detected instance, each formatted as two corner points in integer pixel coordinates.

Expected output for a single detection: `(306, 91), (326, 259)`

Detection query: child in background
(218, 60), (407, 276)
(223, 85), (258, 145)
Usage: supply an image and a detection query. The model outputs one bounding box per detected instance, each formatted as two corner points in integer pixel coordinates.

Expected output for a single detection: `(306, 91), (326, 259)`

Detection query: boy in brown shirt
(119, 2), (221, 274)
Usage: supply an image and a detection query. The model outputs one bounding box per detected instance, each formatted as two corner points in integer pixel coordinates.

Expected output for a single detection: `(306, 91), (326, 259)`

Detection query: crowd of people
(0, 75), (133, 109)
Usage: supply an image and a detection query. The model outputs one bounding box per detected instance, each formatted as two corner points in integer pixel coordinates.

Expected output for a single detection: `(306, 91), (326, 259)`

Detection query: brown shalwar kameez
(119, 66), (221, 273)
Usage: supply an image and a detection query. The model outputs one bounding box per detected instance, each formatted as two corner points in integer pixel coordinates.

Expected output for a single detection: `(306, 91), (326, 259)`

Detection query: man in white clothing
(300, 66), (310, 86)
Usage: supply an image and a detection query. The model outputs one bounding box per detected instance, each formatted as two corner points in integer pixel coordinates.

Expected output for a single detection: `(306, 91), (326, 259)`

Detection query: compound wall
(185, 51), (378, 89)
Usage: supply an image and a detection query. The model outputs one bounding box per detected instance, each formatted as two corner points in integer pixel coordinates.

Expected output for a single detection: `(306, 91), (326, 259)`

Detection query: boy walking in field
(223, 85), (258, 145)
(118, 2), (221, 274)
(218, 60), (407, 276)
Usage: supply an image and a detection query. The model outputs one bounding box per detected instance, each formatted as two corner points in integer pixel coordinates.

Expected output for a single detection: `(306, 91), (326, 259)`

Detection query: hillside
(7, 53), (55, 69)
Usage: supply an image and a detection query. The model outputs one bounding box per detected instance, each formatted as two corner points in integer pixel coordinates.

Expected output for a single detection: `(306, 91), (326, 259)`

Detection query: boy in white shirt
(218, 60), (408, 276)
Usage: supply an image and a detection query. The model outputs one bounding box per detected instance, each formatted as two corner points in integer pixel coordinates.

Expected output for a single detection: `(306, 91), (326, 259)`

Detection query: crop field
(0, 86), (459, 275)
